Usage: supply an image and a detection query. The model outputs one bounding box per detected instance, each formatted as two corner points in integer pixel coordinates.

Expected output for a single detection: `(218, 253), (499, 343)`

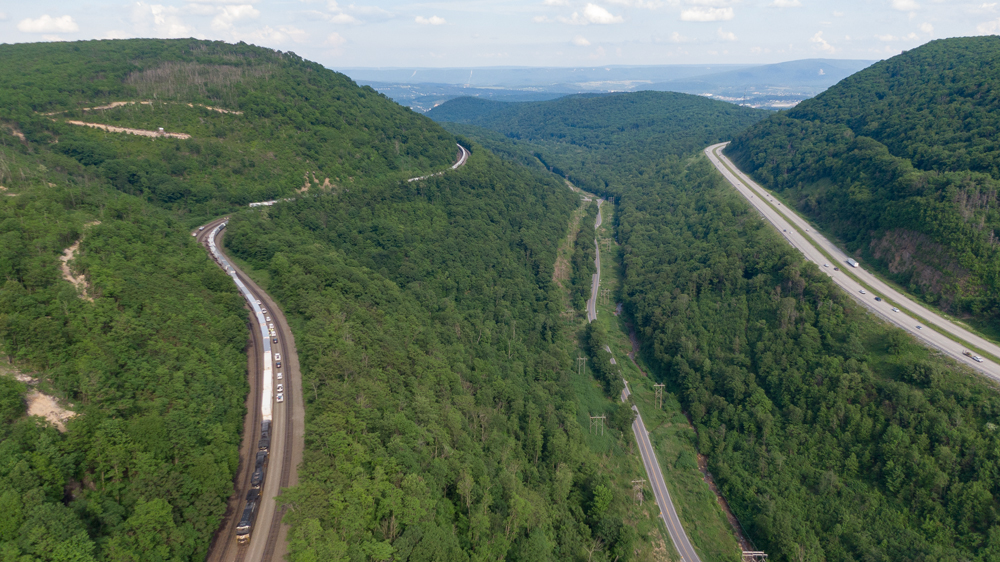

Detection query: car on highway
(199, 226), (205, 231)
(261, 308), (267, 314)
(277, 372), (282, 380)
(859, 289), (866, 294)
(265, 316), (271, 322)
(916, 325), (923, 329)
(892, 307), (899, 312)
(823, 264), (828, 267)
(276, 384), (283, 392)
(276, 393), (284, 403)
(275, 353), (281, 361)
(273, 337), (278, 344)
(875, 297), (882, 302)
(834, 267), (839, 271)
(974, 356), (984, 363)
(191, 232), (197, 237)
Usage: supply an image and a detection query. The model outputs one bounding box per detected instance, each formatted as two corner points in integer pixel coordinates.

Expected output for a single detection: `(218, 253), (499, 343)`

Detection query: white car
(823, 264), (828, 267)
(261, 308), (267, 314)
(277, 372), (282, 380)
(859, 289), (866, 294)
(275, 353), (281, 361)
(276, 384), (283, 392)
(974, 356), (984, 363)
(891, 307), (899, 312)
(256, 300), (261, 305)
(265, 316), (271, 322)
(277, 393), (284, 403)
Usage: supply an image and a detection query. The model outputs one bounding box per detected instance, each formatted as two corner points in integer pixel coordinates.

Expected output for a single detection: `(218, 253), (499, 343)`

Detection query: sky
(2, 1), (1000, 68)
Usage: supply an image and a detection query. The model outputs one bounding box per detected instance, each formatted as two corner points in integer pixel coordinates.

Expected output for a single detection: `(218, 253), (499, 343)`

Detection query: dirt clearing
(60, 221), (100, 301)
(65, 120), (191, 139)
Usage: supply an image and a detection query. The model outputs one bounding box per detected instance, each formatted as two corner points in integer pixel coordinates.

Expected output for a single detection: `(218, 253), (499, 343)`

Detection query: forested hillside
(429, 92), (768, 195)
(223, 145), (645, 561)
(449, 80), (1000, 560)
(0, 131), (249, 560)
(0, 39), (456, 215)
(0, 38), (463, 561)
(726, 37), (1000, 327)
(619, 156), (1000, 561)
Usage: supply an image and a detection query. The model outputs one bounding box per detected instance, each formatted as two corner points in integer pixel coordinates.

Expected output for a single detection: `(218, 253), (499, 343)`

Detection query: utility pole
(578, 356), (587, 377)
(631, 479), (646, 505)
(653, 384), (664, 410)
(589, 414), (606, 436)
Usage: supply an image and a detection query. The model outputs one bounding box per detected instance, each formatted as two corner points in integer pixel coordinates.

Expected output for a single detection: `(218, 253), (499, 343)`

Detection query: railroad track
(196, 218), (295, 562)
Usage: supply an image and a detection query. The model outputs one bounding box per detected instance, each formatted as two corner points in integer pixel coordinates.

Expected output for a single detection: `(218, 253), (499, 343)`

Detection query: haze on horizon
(2, 0), (1000, 68)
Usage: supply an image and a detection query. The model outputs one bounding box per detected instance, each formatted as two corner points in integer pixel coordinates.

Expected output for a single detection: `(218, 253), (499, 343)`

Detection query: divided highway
(706, 143), (1000, 382)
(585, 197), (702, 562)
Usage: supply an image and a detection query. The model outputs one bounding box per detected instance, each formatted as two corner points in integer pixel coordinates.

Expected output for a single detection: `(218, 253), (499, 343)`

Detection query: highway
(585, 197), (701, 562)
(706, 143), (1000, 382)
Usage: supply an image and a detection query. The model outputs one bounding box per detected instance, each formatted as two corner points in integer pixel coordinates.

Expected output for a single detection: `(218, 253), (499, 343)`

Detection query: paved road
(706, 143), (1000, 382)
(621, 383), (701, 562)
(585, 198), (701, 562)
(586, 201), (603, 322)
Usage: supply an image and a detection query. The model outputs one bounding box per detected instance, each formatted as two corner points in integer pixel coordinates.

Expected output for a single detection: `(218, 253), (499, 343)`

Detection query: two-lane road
(621, 382), (702, 562)
(585, 197), (701, 562)
(706, 143), (1000, 382)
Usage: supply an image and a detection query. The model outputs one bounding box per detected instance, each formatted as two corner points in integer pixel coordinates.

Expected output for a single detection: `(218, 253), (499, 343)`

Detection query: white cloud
(236, 24), (309, 44)
(0, 12), (8, 21)
(325, 32), (347, 46)
(573, 35), (591, 45)
(811, 30), (835, 52)
(17, 14), (79, 33)
(583, 4), (624, 23)
(920, 22), (933, 33)
(680, 7), (733, 21)
(544, 0), (571, 5)
(415, 15), (446, 24)
(606, 0), (664, 9)
(328, 13), (359, 23)
(130, 3), (196, 38)
(770, 0), (801, 6)
(717, 27), (736, 40)
(533, 15), (550, 21)
(211, 4), (259, 31)
(876, 33), (897, 40)
(980, 3), (999, 12)
(890, 0), (918, 11)
(671, 31), (688, 42)
(977, 18), (1000, 33)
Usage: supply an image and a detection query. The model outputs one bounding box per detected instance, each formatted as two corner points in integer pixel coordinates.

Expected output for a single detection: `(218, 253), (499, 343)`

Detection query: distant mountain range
(339, 59), (874, 111)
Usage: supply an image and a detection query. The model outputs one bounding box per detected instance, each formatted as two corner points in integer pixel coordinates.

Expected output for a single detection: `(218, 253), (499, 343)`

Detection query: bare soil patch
(60, 221), (100, 301)
(27, 390), (76, 432)
(65, 119), (191, 139)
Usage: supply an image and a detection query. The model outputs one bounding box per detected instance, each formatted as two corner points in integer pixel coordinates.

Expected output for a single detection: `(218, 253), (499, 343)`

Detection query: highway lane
(706, 143), (1000, 382)
(621, 383), (701, 562)
(585, 198), (701, 562)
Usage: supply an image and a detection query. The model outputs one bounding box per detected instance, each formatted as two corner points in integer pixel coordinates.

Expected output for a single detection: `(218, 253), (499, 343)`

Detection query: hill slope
(0, 39), (456, 214)
(726, 37), (1000, 328)
(429, 91), (769, 195)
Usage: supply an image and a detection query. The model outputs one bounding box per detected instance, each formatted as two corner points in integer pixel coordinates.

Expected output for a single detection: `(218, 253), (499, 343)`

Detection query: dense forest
(0, 133), (249, 560)
(619, 156), (1000, 561)
(223, 145), (644, 560)
(451, 85), (1000, 560)
(726, 37), (1000, 327)
(429, 92), (768, 195)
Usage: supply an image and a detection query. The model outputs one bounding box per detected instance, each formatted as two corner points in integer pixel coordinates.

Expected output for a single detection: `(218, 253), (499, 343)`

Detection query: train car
(250, 451), (268, 489)
(258, 420), (271, 451)
(235, 489), (260, 544)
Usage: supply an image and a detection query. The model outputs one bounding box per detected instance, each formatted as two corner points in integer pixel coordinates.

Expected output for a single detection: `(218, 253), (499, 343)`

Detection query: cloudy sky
(2, 1), (1000, 67)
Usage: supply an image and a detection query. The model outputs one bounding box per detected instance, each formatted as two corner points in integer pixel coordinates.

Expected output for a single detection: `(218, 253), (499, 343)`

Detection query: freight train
(207, 221), (276, 545)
